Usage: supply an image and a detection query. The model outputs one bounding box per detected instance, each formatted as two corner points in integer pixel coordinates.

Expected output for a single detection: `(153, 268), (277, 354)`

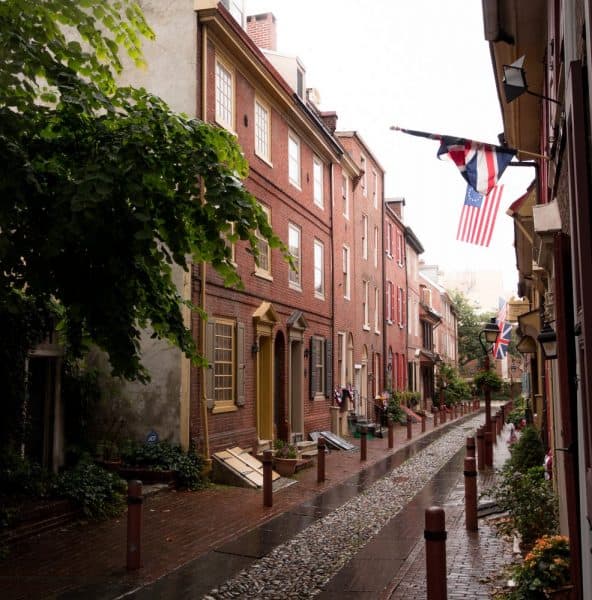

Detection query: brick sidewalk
(1, 415), (462, 600)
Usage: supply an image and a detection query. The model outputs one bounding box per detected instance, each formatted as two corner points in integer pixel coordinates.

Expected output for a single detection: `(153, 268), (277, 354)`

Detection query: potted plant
(272, 439), (299, 477)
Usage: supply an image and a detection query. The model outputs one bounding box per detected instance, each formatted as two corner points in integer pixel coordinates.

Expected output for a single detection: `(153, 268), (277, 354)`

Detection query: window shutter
(325, 338), (333, 397)
(309, 338), (317, 399)
(205, 321), (215, 409)
(236, 322), (245, 406)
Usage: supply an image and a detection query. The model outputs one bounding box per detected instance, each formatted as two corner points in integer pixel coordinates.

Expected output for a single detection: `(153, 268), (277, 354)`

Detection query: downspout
(404, 233), (410, 392)
(199, 22), (211, 470)
(330, 162), (336, 393)
(381, 190), (387, 391)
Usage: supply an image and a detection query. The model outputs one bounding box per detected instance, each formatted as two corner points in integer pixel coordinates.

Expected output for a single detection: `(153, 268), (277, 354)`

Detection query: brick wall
(246, 12), (277, 51)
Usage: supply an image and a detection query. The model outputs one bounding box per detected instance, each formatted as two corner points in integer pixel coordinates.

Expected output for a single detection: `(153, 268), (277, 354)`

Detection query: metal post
(406, 415), (412, 440)
(421, 413), (426, 433)
(476, 427), (485, 471)
(433, 407), (438, 427)
(485, 430), (493, 468)
(441, 405), (446, 424)
(464, 457), (478, 531)
(126, 480), (143, 571)
(317, 437), (326, 483)
(263, 449), (273, 507)
(387, 418), (394, 449)
(425, 506), (447, 600)
(466, 436), (475, 459)
(360, 425), (367, 461)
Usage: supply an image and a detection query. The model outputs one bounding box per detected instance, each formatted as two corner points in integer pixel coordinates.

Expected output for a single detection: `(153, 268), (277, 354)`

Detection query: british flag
(493, 298), (511, 359)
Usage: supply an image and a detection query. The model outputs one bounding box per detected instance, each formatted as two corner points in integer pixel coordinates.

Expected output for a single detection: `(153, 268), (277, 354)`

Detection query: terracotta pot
(273, 457), (298, 477)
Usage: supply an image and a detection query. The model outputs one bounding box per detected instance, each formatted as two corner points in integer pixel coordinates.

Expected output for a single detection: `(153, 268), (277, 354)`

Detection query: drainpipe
(199, 22), (211, 470)
(330, 162), (336, 391)
(381, 192), (387, 390)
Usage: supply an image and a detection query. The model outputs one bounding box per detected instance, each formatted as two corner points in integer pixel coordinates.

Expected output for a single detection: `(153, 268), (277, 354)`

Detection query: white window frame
(373, 226), (379, 268)
(362, 214), (368, 260)
(288, 130), (301, 188)
(374, 286), (380, 333)
(372, 169), (378, 209)
(214, 318), (235, 408)
(386, 281), (393, 324)
(342, 174), (349, 219)
(254, 97), (271, 163)
(342, 245), (350, 300)
(254, 205), (272, 280)
(312, 336), (326, 396)
(398, 286), (404, 326)
(288, 222), (301, 290)
(215, 56), (234, 131)
(313, 156), (324, 208)
(386, 222), (392, 258)
(313, 239), (325, 299)
(363, 280), (370, 329)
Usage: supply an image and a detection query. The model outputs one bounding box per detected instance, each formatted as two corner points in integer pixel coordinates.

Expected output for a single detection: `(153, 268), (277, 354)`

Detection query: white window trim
(372, 169), (378, 209)
(215, 55), (235, 132)
(313, 156), (324, 208)
(342, 174), (349, 220)
(254, 96), (272, 165)
(363, 280), (370, 329)
(343, 244), (350, 300)
(373, 226), (378, 268)
(288, 222), (301, 290)
(288, 130), (301, 189)
(361, 154), (367, 196)
(211, 317), (238, 413)
(374, 286), (380, 333)
(314, 239), (325, 300)
(254, 205), (272, 280)
(362, 214), (368, 260)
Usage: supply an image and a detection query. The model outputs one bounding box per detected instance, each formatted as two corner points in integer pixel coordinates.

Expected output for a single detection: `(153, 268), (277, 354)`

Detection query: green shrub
(386, 392), (406, 424)
(55, 459), (126, 519)
(473, 369), (503, 394)
(0, 451), (55, 497)
(508, 426), (545, 473)
(120, 440), (206, 491)
(490, 466), (558, 552)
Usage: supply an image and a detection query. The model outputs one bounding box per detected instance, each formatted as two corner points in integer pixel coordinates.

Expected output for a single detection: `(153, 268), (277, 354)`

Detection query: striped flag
(494, 298), (511, 359)
(456, 184), (504, 247)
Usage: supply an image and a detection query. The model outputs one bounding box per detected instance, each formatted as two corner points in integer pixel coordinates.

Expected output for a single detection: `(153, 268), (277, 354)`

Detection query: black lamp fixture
(502, 55), (561, 105)
(303, 348), (309, 359)
(251, 342), (259, 355)
(537, 322), (557, 360)
(479, 317), (500, 353)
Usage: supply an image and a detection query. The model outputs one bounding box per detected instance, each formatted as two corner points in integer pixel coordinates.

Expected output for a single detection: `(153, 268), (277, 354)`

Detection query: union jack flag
(493, 298), (511, 359)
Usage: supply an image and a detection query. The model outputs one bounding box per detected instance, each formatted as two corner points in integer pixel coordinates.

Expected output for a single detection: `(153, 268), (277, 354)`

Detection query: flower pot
(273, 457), (298, 477)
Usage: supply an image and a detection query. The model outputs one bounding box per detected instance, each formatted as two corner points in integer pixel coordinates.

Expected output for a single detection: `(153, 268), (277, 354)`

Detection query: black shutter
(309, 337), (317, 399)
(325, 338), (332, 397)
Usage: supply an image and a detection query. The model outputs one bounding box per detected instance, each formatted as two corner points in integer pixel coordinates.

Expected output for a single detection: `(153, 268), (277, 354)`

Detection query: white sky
(244, 0), (534, 295)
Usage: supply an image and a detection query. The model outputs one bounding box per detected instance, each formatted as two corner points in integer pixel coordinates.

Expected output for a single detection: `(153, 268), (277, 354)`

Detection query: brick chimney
(320, 111), (338, 133)
(247, 13), (277, 51)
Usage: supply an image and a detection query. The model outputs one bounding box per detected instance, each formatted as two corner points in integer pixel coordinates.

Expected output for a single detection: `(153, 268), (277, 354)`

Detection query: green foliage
(386, 392), (406, 424)
(437, 362), (471, 406)
(0, 451), (55, 498)
(508, 426), (546, 473)
(0, 0), (289, 405)
(120, 440), (206, 490)
(505, 535), (571, 599)
(473, 369), (503, 395)
(273, 439), (298, 459)
(54, 458), (126, 519)
(450, 290), (489, 367)
(490, 466), (559, 552)
(506, 398), (527, 427)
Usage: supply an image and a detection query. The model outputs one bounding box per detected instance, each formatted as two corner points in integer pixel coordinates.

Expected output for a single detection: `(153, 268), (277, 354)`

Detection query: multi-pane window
(372, 170), (378, 209)
(386, 281), (393, 323)
(288, 131), (301, 187)
(374, 286), (380, 332)
(342, 174), (349, 218)
(312, 337), (325, 395)
(288, 223), (301, 289)
(362, 220), (366, 259)
(374, 226), (379, 268)
(314, 239), (324, 298)
(363, 280), (369, 328)
(397, 231), (404, 266)
(254, 98), (270, 162)
(215, 57), (233, 130)
(398, 286), (405, 326)
(214, 319), (234, 402)
(361, 154), (367, 196)
(255, 205), (271, 277)
(386, 222), (392, 257)
(313, 156), (323, 208)
(342, 245), (350, 299)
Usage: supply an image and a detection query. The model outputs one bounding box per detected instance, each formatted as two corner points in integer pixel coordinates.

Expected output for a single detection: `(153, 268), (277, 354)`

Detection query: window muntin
(386, 281), (393, 323)
(360, 154), (367, 196)
(312, 337), (325, 395)
(373, 226), (379, 268)
(363, 280), (369, 328)
(288, 223), (301, 288)
(372, 169), (378, 209)
(255, 205), (272, 278)
(254, 98), (271, 162)
(342, 174), (349, 218)
(214, 319), (234, 403)
(313, 156), (323, 208)
(342, 245), (350, 299)
(288, 131), (301, 187)
(374, 286), (380, 332)
(362, 214), (368, 260)
(314, 239), (324, 298)
(215, 57), (234, 130)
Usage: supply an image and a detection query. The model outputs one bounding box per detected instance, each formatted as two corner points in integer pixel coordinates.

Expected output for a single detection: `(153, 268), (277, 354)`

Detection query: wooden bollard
(387, 418), (394, 449)
(425, 506), (447, 600)
(421, 413), (426, 433)
(263, 449), (273, 507)
(485, 430), (493, 468)
(476, 427), (485, 471)
(406, 415), (412, 440)
(466, 436), (475, 459)
(433, 407), (438, 428)
(317, 437), (326, 483)
(441, 406), (446, 424)
(126, 480), (143, 570)
(360, 425), (367, 461)
(464, 457), (478, 531)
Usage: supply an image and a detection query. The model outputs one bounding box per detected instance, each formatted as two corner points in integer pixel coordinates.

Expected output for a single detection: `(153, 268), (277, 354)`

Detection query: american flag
(392, 127), (516, 195)
(456, 184), (504, 247)
(493, 298), (511, 359)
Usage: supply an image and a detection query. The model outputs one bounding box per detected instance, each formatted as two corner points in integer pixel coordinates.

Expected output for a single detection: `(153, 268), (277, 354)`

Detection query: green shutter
(325, 338), (333, 397)
(236, 322), (245, 406)
(205, 321), (215, 409)
(309, 337), (317, 399)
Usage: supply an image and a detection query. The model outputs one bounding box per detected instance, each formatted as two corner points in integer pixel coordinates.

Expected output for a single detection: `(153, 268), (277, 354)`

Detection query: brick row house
(105, 1), (456, 465)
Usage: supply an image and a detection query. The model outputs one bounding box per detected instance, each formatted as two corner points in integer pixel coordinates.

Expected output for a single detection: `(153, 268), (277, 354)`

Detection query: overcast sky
(244, 0), (534, 295)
